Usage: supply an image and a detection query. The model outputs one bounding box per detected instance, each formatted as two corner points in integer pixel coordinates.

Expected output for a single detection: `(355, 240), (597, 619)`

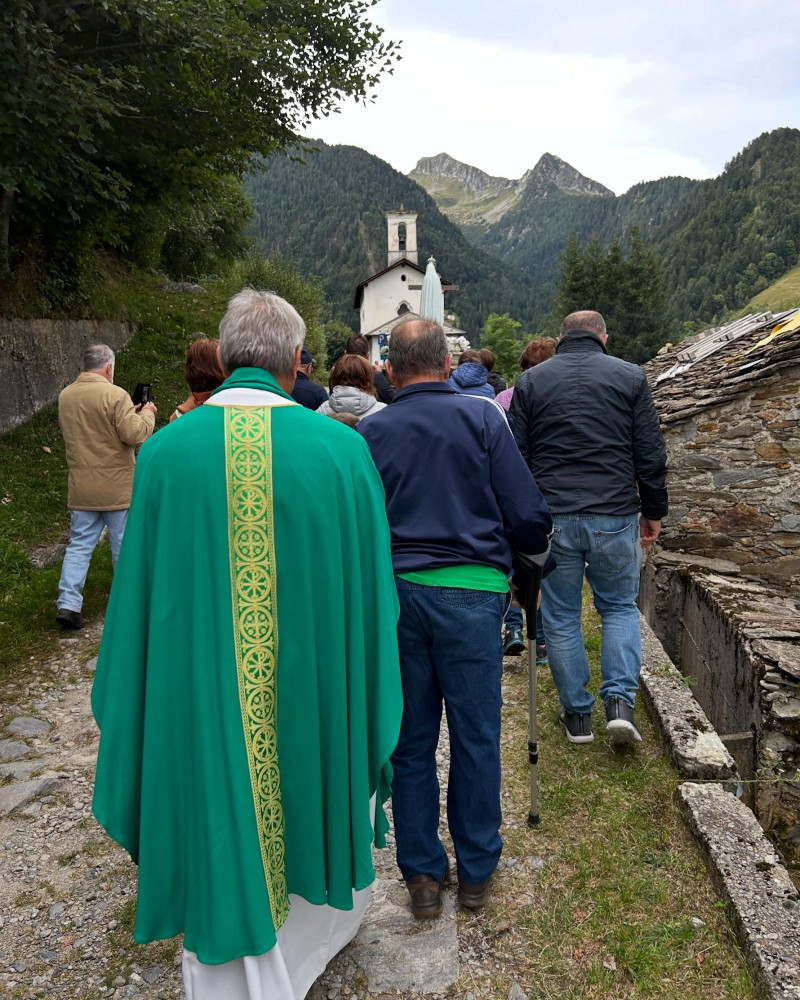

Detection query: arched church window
(398, 223), (407, 253)
(397, 302), (410, 316)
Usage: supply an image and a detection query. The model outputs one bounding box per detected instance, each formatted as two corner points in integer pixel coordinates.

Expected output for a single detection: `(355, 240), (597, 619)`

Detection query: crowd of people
(54, 290), (667, 1000)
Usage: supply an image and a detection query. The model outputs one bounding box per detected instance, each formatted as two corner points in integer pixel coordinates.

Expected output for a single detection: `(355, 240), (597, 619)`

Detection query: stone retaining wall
(659, 371), (800, 587)
(641, 548), (800, 855)
(0, 318), (134, 433)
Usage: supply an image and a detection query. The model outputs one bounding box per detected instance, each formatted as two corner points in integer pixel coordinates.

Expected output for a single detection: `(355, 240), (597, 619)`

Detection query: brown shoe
(406, 869), (449, 919)
(457, 875), (492, 909)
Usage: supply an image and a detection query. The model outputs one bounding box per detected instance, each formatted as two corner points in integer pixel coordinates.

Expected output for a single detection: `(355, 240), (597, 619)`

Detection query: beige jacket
(59, 372), (156, 510)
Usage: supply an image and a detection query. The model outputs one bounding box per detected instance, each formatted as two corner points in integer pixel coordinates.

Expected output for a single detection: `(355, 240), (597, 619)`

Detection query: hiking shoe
(535, 641), (548, 664)
(503, 628), (525, 656)
(56, 608), (84, 631)
(605, 697), (642, 745)
(406, 869), (449, 919)
(458, 875), (492, 910)
(559, 710), (594, 744)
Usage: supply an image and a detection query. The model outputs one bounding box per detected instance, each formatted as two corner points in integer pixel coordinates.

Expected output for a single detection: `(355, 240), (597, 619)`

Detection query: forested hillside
(421, 128), (800, 330)
(245, 142), (542, 335)
(652, 128), (800, 322)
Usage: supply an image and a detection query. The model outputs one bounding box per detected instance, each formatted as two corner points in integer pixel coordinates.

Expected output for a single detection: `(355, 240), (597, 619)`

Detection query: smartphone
(132, 383), (154, 406)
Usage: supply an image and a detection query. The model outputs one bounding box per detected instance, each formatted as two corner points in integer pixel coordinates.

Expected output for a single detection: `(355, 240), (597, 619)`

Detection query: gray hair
(560, 310), (607, 338)
(388, 320), (449, 381)
(82, 344), (115, 371)
(219, 288), (305, 376)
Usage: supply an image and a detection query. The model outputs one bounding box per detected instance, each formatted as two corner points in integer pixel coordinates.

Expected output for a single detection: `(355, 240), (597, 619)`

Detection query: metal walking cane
(520, 556), (544, 828)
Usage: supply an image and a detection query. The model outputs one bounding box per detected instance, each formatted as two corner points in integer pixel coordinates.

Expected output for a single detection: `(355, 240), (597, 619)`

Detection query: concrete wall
(0, 318), (134, 433)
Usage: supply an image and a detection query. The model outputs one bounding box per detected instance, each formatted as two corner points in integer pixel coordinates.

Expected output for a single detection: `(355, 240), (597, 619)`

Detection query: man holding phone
(55, 343), (156, 629)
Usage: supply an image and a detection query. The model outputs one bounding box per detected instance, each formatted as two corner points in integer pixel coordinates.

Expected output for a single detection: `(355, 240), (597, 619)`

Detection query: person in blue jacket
(358, 319), (552, 920)
(445, 349), (495, 398)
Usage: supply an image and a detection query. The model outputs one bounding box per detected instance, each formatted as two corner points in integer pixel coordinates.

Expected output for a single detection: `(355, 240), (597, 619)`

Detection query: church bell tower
(385, 209), (418, 266)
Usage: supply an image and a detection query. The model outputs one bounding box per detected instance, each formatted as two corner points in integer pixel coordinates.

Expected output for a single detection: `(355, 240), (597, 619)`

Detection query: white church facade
(353, 211), (464, 363)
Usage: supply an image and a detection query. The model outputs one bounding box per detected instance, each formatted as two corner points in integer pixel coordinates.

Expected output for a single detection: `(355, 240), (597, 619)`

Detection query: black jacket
(373, 369), (396, 404)
(509, 331), (668, 519)
(486, 370), (508, 396)
(291, 371), (328, 410)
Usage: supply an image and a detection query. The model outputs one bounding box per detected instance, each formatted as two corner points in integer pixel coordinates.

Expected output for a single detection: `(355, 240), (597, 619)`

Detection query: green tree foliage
(552, 226), (669, 363)
(244, 141), (542, 336)
(652, 128), (800, 323)
(323, 320), (357, 369)
(0, 0), (398, 292)
(481, 313), (523, 380)
(228, 254), (328, 371)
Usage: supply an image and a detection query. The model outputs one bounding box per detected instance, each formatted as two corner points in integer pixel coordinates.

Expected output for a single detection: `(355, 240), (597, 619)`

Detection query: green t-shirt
(397, 564), (509, 593)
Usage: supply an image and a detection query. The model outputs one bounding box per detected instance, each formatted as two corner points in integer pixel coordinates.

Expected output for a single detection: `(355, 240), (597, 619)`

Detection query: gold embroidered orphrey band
(225, 406), (289, 928)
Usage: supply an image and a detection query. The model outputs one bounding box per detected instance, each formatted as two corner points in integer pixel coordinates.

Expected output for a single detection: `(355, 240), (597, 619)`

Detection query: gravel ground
(0, 626), (535, 1000)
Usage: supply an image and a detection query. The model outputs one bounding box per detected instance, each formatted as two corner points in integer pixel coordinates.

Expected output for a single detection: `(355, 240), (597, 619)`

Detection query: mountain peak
(410, 153), (516, 197)
(527, 153), (615, 198)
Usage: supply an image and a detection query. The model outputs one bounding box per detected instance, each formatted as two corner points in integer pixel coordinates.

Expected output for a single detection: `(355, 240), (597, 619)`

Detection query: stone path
(0, 627), (536, 1000)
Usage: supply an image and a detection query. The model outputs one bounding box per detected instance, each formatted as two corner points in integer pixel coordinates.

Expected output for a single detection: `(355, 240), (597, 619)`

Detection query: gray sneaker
(559, 710), (594, 744)
(605, 696), (642, 745)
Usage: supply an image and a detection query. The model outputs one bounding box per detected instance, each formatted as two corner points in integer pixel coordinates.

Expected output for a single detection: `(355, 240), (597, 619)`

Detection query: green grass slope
(0, 262), (327, 686)
(745, 262), (800, 313)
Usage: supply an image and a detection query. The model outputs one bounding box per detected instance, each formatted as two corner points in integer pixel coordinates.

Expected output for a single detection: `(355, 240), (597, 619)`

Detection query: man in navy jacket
(358, 319), (551, 918)
(510, 310), (668, 747)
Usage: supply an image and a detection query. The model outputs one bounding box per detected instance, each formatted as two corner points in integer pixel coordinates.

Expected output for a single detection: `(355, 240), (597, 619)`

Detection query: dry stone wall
(659, 371), (800, 586)
(0, 318), (133, 433)
(640, 549), (800, 857)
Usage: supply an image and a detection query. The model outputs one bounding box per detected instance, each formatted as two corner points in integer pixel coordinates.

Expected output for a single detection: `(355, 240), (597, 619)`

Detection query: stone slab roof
(644, 308), (800, 425)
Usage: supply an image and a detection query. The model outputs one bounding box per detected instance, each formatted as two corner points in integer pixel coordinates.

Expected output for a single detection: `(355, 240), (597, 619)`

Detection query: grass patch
(744, 262), (800, 314)
(478, 591), (754, 999)
(0, 260), (329, 688)
(0, 268), (232, 685)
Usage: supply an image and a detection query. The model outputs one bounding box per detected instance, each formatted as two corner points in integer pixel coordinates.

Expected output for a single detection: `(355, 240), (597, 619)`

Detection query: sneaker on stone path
(605, 696), (642, 745)
(503, 628), (525, 656)
(559, 710), (594, 744)
(535, 641), (548, 665)
(56, 608), (84, 631)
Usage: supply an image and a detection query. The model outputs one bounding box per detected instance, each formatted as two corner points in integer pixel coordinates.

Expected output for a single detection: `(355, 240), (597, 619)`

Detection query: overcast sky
(303, 0), (799, 195)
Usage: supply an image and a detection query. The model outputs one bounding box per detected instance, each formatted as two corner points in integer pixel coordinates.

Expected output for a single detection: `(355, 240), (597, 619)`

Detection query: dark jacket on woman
(509, 330), (668, 519)
(486, 370), (508, 396)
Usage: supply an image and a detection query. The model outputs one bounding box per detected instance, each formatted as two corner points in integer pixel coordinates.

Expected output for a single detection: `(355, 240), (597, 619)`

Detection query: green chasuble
(92, 368), (403, 965)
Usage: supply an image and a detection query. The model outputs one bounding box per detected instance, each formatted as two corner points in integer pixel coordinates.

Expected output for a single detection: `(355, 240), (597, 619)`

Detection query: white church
(352, 210), (468, 363)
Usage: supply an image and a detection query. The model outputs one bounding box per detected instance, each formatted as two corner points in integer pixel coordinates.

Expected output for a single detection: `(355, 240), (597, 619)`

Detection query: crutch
(515, 555), (544, 827)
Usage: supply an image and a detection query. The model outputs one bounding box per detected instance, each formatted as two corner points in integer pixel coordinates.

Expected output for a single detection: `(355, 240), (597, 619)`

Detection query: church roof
(352, 258), (458, 309)
(362, 312), (466, 339)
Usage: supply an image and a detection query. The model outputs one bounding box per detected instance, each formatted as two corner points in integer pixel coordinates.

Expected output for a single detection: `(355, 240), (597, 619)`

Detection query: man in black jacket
(290, 347), (329, 409)
(510, 310), (667, 746)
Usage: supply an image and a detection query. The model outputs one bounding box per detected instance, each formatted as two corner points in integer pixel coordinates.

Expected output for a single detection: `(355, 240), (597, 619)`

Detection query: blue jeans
(504, 603), (545, 644)
(392, 577), (506, 885)
(57, 509), (128, 612)
(540, 515), (642, 715)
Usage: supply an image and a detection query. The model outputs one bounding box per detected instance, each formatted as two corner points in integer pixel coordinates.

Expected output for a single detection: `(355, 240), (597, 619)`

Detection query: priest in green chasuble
(92, 289), (403, 1000)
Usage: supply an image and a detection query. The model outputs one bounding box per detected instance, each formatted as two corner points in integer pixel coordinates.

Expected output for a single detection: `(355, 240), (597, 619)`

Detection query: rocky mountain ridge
(409, 151), (613, 228)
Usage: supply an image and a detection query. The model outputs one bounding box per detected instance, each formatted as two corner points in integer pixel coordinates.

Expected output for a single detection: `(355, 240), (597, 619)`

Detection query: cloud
(302, 0), (799, 193)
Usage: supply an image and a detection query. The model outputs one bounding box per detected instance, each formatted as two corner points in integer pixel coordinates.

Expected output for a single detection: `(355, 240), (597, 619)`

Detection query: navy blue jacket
(291, 371), (328, 410)
(509, 331), (668, 519)
(357, 382), (552, 576)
